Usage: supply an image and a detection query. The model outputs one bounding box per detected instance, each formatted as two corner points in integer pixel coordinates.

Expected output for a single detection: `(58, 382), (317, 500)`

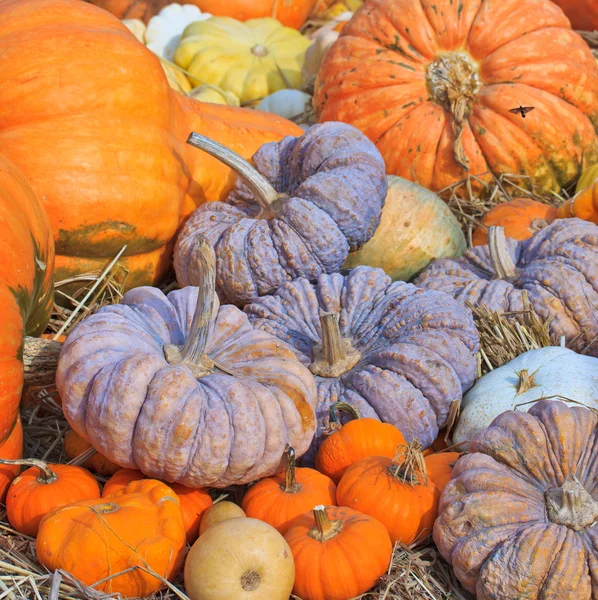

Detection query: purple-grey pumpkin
(244, 266), (479, 461)
(174, 122), (387, 306)
(435, 400), (598, 599)
(56, 239), (317, 488)
(415, 218), (598, 356)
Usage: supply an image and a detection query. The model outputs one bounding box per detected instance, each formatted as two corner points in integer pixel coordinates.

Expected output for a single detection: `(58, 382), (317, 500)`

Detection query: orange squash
(558, 165), (598, 223)
(472, 198), (558, 246)
(315, 402), (406, 484)
(3, 459), (100, 537)
(63, 430), (120, 476)
(36, 479), (186, 597)
(424, 452), (462, 494)
(102, 468), (143, 497)
(88, 0), (169, 22)
(242, 446), (336, 534)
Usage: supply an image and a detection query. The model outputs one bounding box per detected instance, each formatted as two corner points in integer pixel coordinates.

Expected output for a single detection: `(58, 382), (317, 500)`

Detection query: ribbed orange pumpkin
(242, 446), (337, 535)
(551, 0), (598, 30)
(424, 452), (462, 494)
(315, 402), (406, 484)
(102, 468), (143, 497)
(314, 0), (598, 194)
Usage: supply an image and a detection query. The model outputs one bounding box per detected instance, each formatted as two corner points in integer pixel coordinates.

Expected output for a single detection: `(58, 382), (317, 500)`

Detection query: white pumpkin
(121, 18), (146, 43)
(453, 346), (598, 446)
(302, 27), (342, 89)
(255, 90), (313, 123)
(146, 4), (212, 61)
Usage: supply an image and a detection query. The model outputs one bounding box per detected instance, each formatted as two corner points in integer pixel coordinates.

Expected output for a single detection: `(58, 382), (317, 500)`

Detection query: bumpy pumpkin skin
(314, 0), (598, 194)
(56, 285), (317, 488)
(175, 122), (388, 305)
(245, 266), (479, 459)
(435, 400), (598, 598)
(416, 219), (598, 356)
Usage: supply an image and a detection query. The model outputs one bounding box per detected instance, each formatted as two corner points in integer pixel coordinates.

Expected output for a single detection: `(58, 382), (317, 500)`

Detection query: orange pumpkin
(242, 446), (336, 535)
(88, 0), (169, 22)
(0, 151), (54, 502)
(0, 0), (301, 295)
(550, 0), (598, 31)
(285, 505), (392, 600)
(558, 166), (598, 223)
(472, 198), (558, 246)
(63, 429), (120, 476)
(424, 452), (462, 494)
(314, 0), (598, 194)
(3, 459), (100, 537)
(315, 402), (406, 484)
(36, 479), (186, 597)
(336, 440), (440, 544)
(102, 468), (146, 497)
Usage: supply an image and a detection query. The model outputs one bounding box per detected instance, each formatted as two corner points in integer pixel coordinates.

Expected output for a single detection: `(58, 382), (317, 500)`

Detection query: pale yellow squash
(174, 17), (311, 104)
(189, 84), (240, 106)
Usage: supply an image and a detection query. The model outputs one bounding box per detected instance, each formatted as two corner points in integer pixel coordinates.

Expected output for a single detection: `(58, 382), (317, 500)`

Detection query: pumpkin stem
(329, 401), (362, 425)
(487, 226), (517, 279)
(515, 368), (538, 395)
(186, 132), (286, 219)
(530, 218), (549, 232)
(164, 235), (216, 378)
(310, 312), (362, 378)
(389, 439), (429, 486)
(0, 458), (57, 484)
(426, 52), (481, 171)
(308, 505), (344, 542)
(282, 445), (301, 493)
(545, 478), (598, 531)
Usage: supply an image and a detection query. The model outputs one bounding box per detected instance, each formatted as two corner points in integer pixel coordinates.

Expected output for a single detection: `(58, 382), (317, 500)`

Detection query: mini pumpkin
(423, 451), (461, 494)
(284, 505), (392, 600)
(242, 446), (337, 534)
(315, 401), (406, 483)
(199, 501), (246, 535)
(557, 164), (598, 223)
(435, 400), (598, 598)
(244, 265), (479, 459)
(415, 221), (598, 357)
(3, 459), (100, 537)
(63, 429), (120, 476)
(36, 479), (186, 597)
(56, 237), (317, 488)
(174, 123), (387, 305)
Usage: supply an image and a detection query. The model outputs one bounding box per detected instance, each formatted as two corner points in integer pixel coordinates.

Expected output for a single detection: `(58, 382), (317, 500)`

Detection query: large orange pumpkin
(0, 152), (54, 502)
(550, 0), (598, 31)
(0, 0), (301, 294)
(314, 0), (598, 194)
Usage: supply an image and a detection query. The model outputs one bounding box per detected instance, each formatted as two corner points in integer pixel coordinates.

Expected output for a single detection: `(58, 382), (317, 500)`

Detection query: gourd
(56, 237), (317, 488)
(245, 265), (479, 459)
(0, 152), (54, 501)
(284, 505), (392, 600)
(343, 176), (466, 280)
(314, 0), (598, 194)
(435, 400), (598, 599)
(189, 85), (240, 106)
(199, 501), (246, 535)
(557, 164), (598, 223)
(255, 90), (313, 123)
(3, 459), (100, 537)
(184, 517), (295, 600)
(174, 122), (387, 305)
(174, 17), (311, 104)
(36, 479), (186, 597)
(453, 346), (598, 446)
(415, 221), (598, 356)
(241, 446), (336, 534)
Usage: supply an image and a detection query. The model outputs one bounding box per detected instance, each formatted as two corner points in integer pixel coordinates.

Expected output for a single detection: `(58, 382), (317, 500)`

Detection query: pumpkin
(174, 122), (387, 305)
(415, 221), (598, 357)
(174, 17), (311, 104)
(301, 27), (341, 91)
(557, 165), (598, 223)
(0, 0), (301, 296)
(241, 446), (337, 534)
(2, 459), (100, 537)
(199, 501), (246, 535)
(245, 265), (479, 460)
(313, 0), (598, 194)
(435, 400), (598, 598)
(255, 90), (314, 124)
(453, 346), (598, 446)
(189, 0), (318, 29)
(121, 17), (147, 41)
(102, 468), (144, 497)
(473, 198), (558, 246)
(189, 84), (240, 106)
(343, 176), (466, 281)
(89, 0), (170, 22)
(315, 401), (406, 483)
(161, 59), (193, 93)
(336, 440), (440, 544)
(63, 429), (120, 476)
(0, 151), (54, 501)
(551, 0), (598, 31)
(424, 451), (461, 493)
(36, 479), (186, 596)
(56, 236), (317, 488)
(284, 505), (391, 600)
(184, 517), (295, 600)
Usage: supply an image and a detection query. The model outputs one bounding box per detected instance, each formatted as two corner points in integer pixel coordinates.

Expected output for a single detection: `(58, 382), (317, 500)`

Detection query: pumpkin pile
(4, 0), (598, 598)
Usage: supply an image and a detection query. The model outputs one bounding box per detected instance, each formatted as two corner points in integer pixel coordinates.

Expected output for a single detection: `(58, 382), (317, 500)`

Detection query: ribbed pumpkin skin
(0, 152), (54, 501)
(435, 400), (598, 598)
(314, 0), (598, 194)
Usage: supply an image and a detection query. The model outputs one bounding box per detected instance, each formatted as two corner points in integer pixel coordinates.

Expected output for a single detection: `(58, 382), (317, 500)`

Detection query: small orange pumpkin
(336, 440), (440, 544)
(36, 479), (186, 597)
(284, 505), (392, 600)
(424, 452), (462, 494)
(2, 458), (100, 537)
(557, 165), (598, 223)
(63, 429), (120, 476)
(242, 446), (336, 535)
(472, 198), (558, 246)
(315, 402), (406, 484)
(102, 468), (144, 497)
